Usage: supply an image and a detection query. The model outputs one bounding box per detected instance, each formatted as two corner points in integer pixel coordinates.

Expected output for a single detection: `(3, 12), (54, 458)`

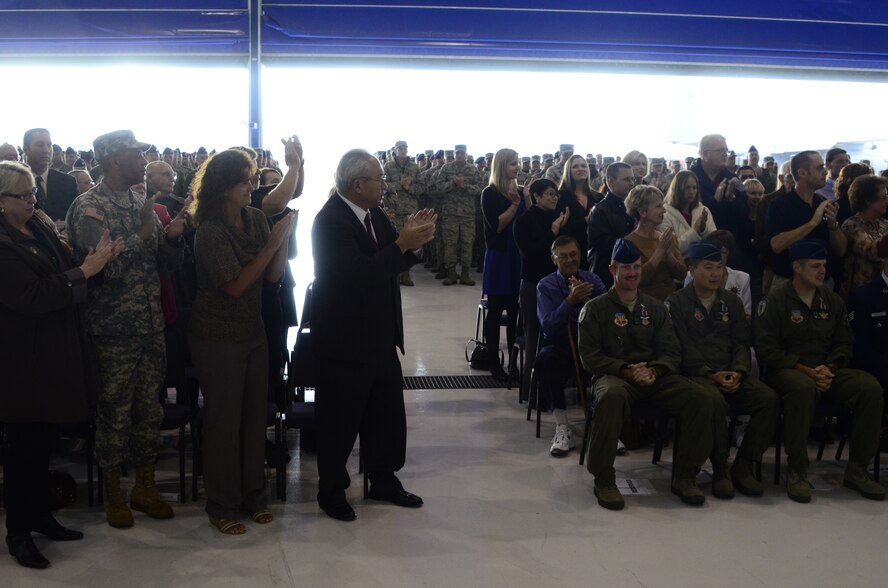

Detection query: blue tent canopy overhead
(4, 1), (888, 71)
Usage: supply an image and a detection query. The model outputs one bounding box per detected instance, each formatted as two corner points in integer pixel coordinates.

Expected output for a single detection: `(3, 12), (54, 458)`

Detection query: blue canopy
(3, 1), (888, 71)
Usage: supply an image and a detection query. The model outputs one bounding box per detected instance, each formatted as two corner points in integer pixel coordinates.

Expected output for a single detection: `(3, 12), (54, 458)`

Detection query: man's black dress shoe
(33, 515), (84, 541)
(318, 493), (357, 521)
(367, 486), (424, 508)
(6, 534), (50, 569)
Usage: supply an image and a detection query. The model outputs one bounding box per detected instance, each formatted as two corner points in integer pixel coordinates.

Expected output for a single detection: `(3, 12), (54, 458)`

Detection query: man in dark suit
(22, 128), (79, 225)
(311, 148), (437, 521)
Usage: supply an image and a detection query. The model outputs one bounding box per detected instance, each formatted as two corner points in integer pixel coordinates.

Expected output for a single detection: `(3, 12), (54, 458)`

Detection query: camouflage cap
(93, 130), (150, 163)
(394, 140), (408, 149)
(485, 152), (494, 159)
(521, 156), (530, 163)
(543, 153), (554, 161)
(425, 150), (434, 157)
(531, 155), (541, 162)
(445, 150), (455, 157)
(454, 144), (467, 153)
(559, 144), (574, 152)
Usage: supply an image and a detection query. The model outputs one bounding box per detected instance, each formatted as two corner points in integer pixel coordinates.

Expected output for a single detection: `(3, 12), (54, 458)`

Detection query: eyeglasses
(554, 252), (579, 262)
(0, 186), (38, 200)
(706, 148), (729, 156)
(358, 175), (388, 184)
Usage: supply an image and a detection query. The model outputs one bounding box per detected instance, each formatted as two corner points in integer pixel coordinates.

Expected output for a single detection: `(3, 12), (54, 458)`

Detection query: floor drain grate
(402, 375), (510, 390)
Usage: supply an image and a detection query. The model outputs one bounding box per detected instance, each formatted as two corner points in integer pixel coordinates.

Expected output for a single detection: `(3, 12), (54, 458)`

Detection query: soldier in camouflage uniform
(435, 144), (483, 285)
(517, 156), (532, 186)
(473, 155), (491, 271)
(545, 144), (574, 185)
(66, 130), (186, 528)
(384, 140), (422, 286)
(422, 151), (445, 274)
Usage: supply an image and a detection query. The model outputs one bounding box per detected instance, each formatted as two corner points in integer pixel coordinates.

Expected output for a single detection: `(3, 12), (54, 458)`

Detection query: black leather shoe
(367, 486), (424, 508)
(6, 534), (50, 569)
(317, 493), (356, 522)
(33, 515), (84, 541)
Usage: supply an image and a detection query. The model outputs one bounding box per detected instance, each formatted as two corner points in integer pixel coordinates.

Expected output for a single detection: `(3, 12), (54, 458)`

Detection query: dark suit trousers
(316, 350), (407, 497)
(2, 422), (56, 536)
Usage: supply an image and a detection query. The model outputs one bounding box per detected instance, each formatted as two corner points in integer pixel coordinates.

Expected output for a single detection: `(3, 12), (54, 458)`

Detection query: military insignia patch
(694, 309), (705, 321)
(790, 310), (803, 324)
(614, 313), (628, 327)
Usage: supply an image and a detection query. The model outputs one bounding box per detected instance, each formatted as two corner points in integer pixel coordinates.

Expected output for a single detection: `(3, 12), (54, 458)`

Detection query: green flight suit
(578, 289), (713, 484)
(666, 285), (779, 469)
(755, 282), (883, 473)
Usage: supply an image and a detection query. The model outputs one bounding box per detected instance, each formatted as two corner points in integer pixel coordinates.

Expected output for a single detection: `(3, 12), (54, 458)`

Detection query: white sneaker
(550, 424), (571, 456)
(616, 439), (627, 456)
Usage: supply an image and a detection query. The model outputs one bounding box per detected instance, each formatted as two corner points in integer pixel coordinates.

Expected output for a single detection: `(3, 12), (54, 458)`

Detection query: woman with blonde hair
(660, 170), (717, 254)
(480, 148), (532, 380)
(623, 150), (649, 185)
(556, 154), (602, 268)
(626, 185), (686, 300)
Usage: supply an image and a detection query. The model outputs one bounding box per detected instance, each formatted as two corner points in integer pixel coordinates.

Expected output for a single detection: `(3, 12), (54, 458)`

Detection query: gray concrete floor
(4, 265), (888, 587)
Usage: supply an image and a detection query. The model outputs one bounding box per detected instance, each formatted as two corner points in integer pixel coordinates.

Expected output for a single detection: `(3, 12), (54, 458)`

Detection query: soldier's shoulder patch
(757, 300), (767, 317)
(84, 207), (105, 221)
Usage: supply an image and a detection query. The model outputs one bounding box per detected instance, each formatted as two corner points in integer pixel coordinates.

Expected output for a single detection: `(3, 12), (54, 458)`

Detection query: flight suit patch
(694, 309), (705, 321)
(614, 313), (628, 327)
(790, 310), (803, 324)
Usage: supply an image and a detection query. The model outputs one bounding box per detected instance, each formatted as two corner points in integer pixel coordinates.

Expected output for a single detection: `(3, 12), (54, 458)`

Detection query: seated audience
(578, 238), (713, 510)
(666, 240), (779, 500)
(535, 236), (605, 455)
(755, 239), (884, 503)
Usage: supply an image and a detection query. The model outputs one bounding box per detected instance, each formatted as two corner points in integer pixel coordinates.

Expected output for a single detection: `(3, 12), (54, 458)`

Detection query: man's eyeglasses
(0, 186), (38, 200)
(554, 252), (579, 262)
(358, 175), (388, 184)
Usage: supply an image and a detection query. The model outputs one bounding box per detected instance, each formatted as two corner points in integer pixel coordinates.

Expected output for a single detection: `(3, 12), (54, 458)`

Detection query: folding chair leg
(816, 416), (832, 461)
(87, 437), (95, 507)
(875, 451), (881, 483)
(579, 412), (592, 466)
(773, 418), (782, 485)
(190, 425), (198, 502)
(526, 369), (536, 422)
(179, 424), (186, 504)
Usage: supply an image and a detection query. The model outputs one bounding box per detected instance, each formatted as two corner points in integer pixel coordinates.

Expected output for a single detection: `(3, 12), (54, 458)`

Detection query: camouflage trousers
(443, 214), (475, 270)
(94, 332), (165, 469)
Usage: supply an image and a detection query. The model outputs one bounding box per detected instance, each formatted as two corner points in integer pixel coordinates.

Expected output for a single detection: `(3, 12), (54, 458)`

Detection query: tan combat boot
(844, 462), (886, 501)
(711, 464), (735, 499)
(130, 464), (174, 519)
(458, 266), (475, 286)
(442, 267), (459, 286)
(400, 271), (414, 287)
(103, 466), (134, 528)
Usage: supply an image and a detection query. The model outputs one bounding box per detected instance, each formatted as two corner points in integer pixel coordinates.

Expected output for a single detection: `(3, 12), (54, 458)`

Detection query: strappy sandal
(209, 516), (247, 535)
(251, 510), (273, 524)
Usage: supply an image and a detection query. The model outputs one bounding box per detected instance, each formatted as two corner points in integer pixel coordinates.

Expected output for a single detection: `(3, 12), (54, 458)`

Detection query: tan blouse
(627, 231), (687, 301)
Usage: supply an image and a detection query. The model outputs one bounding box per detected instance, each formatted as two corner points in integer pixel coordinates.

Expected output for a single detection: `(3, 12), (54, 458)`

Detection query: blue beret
(612, 238), (641, 264)
(687, 240), (722, 262)
(434, 150), (444, 158)
(789, 239), (827, 261)
(416, 153), (425, 161)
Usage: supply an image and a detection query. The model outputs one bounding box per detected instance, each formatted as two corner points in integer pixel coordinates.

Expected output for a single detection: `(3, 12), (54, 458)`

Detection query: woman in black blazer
(0, 161), (120, 568)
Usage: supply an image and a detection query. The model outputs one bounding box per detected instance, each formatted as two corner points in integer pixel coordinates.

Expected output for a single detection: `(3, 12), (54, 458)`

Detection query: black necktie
(364, 212), (378, 249)
(35, 175), (46, 210)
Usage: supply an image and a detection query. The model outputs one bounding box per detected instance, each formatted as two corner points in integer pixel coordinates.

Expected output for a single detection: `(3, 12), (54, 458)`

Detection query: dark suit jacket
(311, 193), (420, 363)
(43, 168), (80, 222)
(586, 192), (634, 289)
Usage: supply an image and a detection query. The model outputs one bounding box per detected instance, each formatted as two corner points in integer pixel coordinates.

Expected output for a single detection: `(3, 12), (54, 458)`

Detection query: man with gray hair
(311, 148), (437, 521)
